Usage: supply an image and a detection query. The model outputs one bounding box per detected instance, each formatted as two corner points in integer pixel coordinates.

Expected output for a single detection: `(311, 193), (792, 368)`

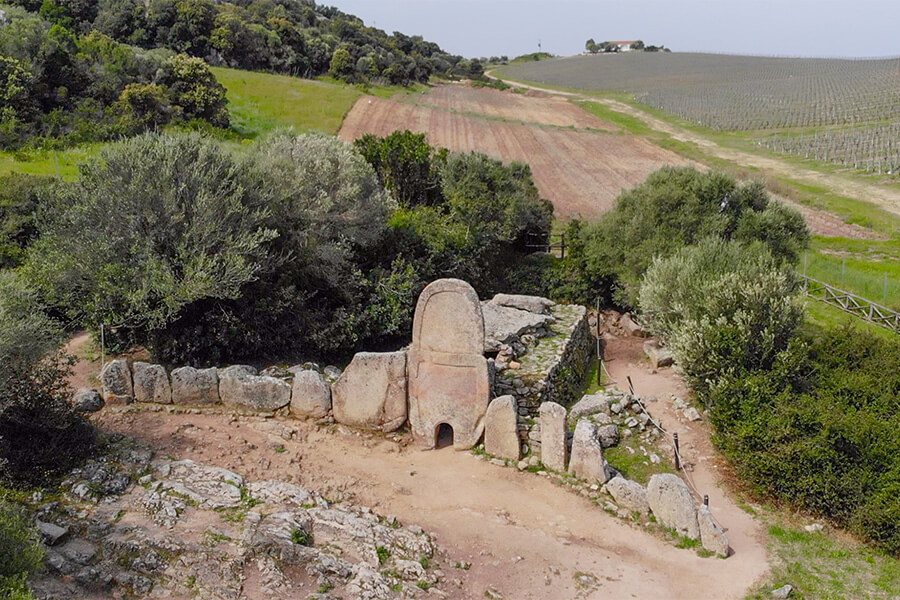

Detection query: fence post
(674, 433), (681, 470)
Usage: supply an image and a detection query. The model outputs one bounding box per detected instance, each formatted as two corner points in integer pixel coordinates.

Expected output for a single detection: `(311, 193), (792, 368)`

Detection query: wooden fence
(801, 275), (900, 334)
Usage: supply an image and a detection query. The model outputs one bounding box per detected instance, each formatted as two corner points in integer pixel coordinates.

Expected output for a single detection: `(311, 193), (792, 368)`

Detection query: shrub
(0, 174), (53, 269)
(639, 239), (804, 396)
(575, 167), (809, 307)
(0, 272), (95, 486)
(0, 500), (42, 599)
(25, 132), (276, 331)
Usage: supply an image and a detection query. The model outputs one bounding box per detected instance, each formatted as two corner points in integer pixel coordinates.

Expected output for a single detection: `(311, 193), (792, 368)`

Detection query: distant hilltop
(584, 39), (671, 53)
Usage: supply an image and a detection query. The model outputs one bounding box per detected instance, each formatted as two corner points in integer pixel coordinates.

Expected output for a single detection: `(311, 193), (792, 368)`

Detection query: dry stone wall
(492, 303), (592, 416)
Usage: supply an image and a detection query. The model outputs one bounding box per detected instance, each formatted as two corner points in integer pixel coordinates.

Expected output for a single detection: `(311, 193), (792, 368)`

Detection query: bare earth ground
(410, 84), (617, 131)
(84, 330), (769, 600)
(340, 84), (884, 239)
(339, 90), (692, 218)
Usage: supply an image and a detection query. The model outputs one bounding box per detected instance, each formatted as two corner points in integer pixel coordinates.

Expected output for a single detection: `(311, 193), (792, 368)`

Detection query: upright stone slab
(539, 402), (567, 472)
(484, 395), (520, 460)
(331, 351), (407, 432)
(647, 473), (700, 540)
(132, 362), (172, 404)
(100, 359), (133, 404)
(171, 366), (219, 405)
(290, 369), (332, 420)
(408, 279), (491, 450)
(568, 419), (610, 483)
(218, 365), (291, 412)
(697, 505), (730, 557)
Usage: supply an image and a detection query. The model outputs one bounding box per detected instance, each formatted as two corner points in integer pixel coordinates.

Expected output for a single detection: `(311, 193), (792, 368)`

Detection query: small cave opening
(435, 423), (454, 449)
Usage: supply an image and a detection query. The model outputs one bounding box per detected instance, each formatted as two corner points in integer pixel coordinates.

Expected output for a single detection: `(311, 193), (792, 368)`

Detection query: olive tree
(25, 132), (276, 330)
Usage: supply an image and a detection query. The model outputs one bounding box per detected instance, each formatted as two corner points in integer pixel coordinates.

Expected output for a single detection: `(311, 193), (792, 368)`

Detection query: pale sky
(333, 0), (900, 59)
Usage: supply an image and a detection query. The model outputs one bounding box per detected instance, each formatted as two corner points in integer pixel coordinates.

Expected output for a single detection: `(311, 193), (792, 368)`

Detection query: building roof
(609, 41), (638, 45)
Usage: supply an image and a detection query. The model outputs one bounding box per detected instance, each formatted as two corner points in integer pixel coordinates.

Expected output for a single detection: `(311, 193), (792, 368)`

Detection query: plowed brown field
(340, 89), (690, 218)
(412, 84), (617, 130)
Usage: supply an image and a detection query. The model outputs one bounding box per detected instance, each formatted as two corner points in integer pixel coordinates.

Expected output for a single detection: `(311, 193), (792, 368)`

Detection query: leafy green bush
(0, 271), (95, 486)
(0, 174), (53, 269)
(572, 167), (808, 306)
(639, 238), (804, 396)
(25, 132), (276, 332)
(0, 499), (42, 599)
(0, 7), (229, 149)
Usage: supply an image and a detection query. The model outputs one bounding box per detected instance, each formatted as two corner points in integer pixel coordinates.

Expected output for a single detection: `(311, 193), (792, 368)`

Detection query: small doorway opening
(436, 423), (454, 449)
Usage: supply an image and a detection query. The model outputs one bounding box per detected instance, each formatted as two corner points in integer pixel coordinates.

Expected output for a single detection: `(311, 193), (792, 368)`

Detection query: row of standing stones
(87, 281), (727, 558)
(483, 391), (729, 558)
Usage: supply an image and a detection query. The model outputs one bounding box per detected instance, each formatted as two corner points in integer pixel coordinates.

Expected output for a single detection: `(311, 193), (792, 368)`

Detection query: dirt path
(495, 74), (900, 221)
(89, 332), (769, 600)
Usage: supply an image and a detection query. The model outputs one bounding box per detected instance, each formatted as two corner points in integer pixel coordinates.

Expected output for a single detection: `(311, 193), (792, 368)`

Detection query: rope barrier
(607, 372), (726, 529)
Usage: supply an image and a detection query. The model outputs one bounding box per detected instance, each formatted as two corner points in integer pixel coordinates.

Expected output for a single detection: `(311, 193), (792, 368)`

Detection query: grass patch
(576, 100), (656, 136)
(802, 298), (898, 341)
(603, 435), (674, 485)
(211, 67), (363, 138)
(802, 239), (900, 309)
(745, 524), (900, 599)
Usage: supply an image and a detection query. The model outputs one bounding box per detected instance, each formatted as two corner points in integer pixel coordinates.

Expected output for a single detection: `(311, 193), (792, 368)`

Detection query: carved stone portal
(407, 279), (491, 450)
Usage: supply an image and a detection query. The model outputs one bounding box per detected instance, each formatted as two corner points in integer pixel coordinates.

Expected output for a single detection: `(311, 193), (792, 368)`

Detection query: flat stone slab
(290, 368), (332, 419)
(698, 505), (730, 557)
(408, 279), (490, 450)
(100, 359), (133, 404)
(133, 362), (172, 404)
(491, 293), (555, 315)
(568, 419), (610, 484)
(482, 301), (555, 352)
(332, 351), (407, 432)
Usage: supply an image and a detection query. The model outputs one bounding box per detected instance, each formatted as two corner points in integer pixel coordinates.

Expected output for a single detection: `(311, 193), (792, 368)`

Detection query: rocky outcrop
(605, 476), (650, 515)
(620, 313), (647, 337)
(539, 401), (567, 472)
(36, 442), (448, 600)
(332, 351), (407, 432)
(289, 369), (331, 419)
(697, 505), (730, 557)
(647, 473), (700, 540)
(71, 388), (103, 413)
(567, 419), (610, 484)
(484, 395), (520, 460)
(133, 362), (172, 404)
(100, 359), (133, 404)
(170, 366), (219, 406)
(218, 365), (291, 412)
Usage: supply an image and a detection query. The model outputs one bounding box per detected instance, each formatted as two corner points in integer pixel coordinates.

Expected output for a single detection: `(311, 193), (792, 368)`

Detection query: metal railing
(800, 274), (900, 334)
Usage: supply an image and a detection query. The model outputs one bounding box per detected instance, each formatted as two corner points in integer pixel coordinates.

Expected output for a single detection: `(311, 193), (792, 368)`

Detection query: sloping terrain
(339, 87), (691, 218)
